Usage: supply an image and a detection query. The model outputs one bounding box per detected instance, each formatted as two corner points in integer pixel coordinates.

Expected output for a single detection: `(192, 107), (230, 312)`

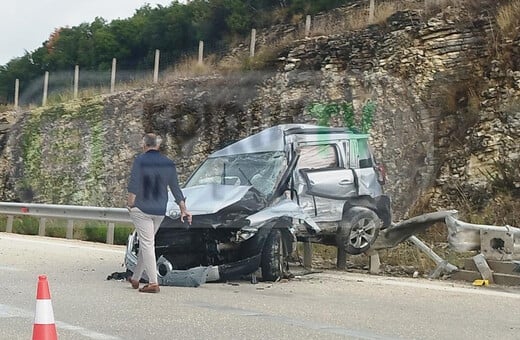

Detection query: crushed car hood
(166, 185), (319, 232)
(166, 184), (255, 217)
(246, 198), (320, 233)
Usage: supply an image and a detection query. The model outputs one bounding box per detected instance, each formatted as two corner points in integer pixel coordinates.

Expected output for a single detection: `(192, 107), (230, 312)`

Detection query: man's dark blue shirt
(127, 150), (185, 215)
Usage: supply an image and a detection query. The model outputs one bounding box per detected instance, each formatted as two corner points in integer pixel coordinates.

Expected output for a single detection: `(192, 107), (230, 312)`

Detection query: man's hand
(179, 200), (192, 225)
(127, 193), (136, 208)
(181, 210), (193, 225)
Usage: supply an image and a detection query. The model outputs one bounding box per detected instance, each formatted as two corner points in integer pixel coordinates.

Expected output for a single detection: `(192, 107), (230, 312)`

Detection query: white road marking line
(191, 301), (402, 340)
(0, 304), (121, 340)
(0, 233), (124, 254)
(317, 272), (520, 299)
(0, 265), (22, 271)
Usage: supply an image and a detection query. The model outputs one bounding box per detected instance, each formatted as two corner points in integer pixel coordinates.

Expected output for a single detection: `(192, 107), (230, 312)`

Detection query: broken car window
(185, 151), (287, 196)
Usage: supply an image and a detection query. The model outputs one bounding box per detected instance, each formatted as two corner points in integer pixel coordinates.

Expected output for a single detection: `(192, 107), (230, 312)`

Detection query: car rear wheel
(337, 207), (381, 255)
(261, 229), (288, 281)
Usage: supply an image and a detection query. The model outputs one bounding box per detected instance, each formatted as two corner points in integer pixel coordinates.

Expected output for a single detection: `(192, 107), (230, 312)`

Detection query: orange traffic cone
(32, 275), (58, 340)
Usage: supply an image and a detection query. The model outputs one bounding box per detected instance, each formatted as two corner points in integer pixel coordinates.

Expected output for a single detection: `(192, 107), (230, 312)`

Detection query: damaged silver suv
(125, 124), (391, 283)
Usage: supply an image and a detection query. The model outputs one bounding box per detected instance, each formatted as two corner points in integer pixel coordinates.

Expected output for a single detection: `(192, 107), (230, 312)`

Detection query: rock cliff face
(0, 3), (518, 222)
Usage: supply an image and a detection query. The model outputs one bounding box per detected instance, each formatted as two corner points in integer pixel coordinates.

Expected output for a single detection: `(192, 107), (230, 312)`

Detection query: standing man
(127, 133), (192, 293)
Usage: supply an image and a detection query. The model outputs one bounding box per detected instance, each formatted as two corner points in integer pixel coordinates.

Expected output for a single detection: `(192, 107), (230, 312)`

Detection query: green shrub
(84, 221), (134, 244)
(114, 225), (134, 245)
(84, 222), (108, 243)
(308, 100), (376, 132)
(46, 226), (67, 238)
(13, 216), (39, 235)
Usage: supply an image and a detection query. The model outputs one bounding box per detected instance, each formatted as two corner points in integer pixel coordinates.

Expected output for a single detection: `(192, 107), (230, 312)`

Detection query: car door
(350, 138), (383, 197)
(294, 142), (352, 222)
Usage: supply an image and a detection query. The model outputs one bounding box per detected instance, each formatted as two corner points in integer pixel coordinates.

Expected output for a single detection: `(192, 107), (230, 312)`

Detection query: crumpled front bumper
(124, 232), (262, 285)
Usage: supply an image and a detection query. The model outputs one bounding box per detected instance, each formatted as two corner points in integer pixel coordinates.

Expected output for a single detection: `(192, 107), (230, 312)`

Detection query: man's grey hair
(143, 133), (162, 148)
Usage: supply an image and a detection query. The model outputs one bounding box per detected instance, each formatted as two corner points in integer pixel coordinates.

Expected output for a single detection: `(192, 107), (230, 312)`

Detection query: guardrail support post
(66, 219), (74, 239)
(337, 246), (347, 269)
(6, 215), (14, 233)
(303, 239), (313, 269)
(107, 222), (115, 244)
(408, 235), (458, 273)
(367, 250), (381, 274)
(38, 217), (47, 236)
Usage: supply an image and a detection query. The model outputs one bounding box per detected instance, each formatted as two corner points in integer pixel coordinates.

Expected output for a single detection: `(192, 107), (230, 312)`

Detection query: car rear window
(358, 139), (373, 168)
(298, 144), (338, 169)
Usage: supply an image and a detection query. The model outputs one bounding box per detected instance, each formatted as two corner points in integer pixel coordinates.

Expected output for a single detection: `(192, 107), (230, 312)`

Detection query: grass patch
(165, 54), (218, 79)
(496, 0), (520, 40)
(482, 158), (520, 198)
(84, 221), (133, 245)
(0, 104), (14, 113)
(12, 216), (39, 235)
(372, 2), (398, 26)
(308, 1), (398, 34)
(0, 216), (6, 232)
(46, 88), (107, 106)
(45, 225), (67, 238)
(1, 216), (133, 245)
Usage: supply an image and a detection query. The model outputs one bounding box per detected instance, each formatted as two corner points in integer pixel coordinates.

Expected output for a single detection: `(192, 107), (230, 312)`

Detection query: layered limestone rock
(0, 4), (517, 222)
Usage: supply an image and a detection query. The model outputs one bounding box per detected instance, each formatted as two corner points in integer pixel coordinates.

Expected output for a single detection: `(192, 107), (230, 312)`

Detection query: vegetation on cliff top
(2, 0), (519, 107)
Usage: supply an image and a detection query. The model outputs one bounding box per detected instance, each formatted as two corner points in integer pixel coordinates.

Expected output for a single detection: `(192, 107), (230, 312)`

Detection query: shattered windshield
(185, 151), (287, 196)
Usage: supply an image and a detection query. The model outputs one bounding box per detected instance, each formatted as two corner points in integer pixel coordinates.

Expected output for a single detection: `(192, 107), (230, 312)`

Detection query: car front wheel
(261, 229), (288, 281)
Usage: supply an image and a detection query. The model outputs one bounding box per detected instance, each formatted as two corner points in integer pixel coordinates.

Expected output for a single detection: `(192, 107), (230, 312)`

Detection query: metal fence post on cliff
(153, 49), (160, 84)
(42, 71), (49, 106)
(250, 29), (256, 57)
(74, 65), (79, 99)
(198, 41), (204, 65)
(369, 0), (375, 24)
(305, 15), (311, 37)
(110, 58), (117, 93)
(14, 79), (19, 109)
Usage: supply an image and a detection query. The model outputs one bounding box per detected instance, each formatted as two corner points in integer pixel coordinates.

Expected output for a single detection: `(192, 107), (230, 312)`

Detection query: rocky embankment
(0, 3), (518, 224)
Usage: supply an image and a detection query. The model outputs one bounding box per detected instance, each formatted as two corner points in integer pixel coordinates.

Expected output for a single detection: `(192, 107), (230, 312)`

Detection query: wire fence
(6, 0), (448, 108)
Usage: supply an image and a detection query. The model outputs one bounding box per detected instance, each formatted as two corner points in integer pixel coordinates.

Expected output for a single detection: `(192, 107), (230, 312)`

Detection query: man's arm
(168, 164), (185, 203)
(168, 162), (192, 224)
(127, 157), (140, 210)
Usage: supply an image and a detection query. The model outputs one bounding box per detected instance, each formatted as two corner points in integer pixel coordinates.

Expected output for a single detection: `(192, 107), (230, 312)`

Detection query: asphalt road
(1, 232), (520, 340)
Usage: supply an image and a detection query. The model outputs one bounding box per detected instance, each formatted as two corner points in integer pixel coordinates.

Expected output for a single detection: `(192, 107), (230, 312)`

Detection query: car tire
(261, 229), (287, 281)
(337, 207), (381, 255)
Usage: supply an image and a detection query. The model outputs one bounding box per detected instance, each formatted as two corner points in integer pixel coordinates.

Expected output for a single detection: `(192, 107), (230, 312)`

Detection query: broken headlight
(235, 230), (256, 242)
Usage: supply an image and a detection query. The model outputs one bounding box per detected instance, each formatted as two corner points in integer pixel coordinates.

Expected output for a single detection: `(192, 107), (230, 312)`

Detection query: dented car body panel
(125, 124), (390, 282)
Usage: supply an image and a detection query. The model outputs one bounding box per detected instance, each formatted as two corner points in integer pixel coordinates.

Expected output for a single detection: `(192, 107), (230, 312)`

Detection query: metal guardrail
(0, 202), (132, 244)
